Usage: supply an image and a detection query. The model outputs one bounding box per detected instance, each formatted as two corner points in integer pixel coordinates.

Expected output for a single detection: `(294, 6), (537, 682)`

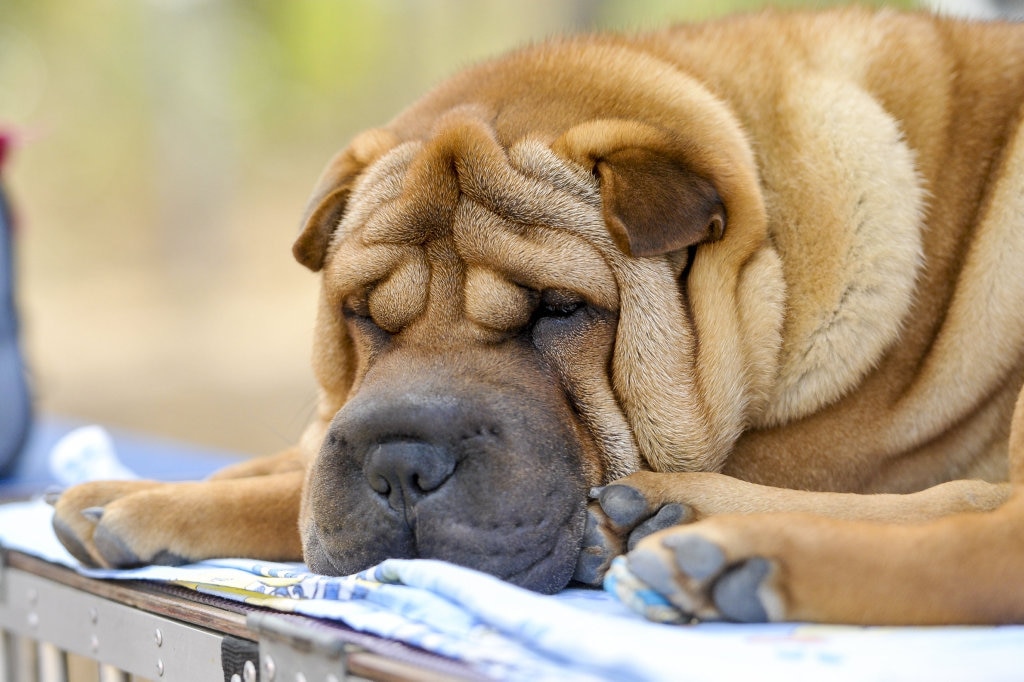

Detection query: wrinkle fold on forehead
(454, 202), (617, 311)
(337, 108), (610, 247)
(327, 108), (621, 323)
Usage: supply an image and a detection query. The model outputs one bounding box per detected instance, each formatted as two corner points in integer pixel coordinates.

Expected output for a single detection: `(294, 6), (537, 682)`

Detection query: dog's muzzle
(301, 354), (590, 594)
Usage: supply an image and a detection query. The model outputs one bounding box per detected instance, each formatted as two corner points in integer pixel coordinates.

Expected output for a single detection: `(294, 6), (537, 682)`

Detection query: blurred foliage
(0, 0), (919, 273)
(2, 0), (918, 154)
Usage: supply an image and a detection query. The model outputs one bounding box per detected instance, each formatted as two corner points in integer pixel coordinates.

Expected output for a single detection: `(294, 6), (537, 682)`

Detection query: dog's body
(54, 8), (1024, 624)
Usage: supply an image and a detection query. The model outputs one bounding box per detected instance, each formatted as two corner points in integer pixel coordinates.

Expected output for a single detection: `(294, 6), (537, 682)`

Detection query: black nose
(363, 440), (456, 512)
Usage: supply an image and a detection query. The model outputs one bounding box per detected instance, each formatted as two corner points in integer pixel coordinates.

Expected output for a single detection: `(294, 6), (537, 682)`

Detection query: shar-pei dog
(53, 8), (1024, 625)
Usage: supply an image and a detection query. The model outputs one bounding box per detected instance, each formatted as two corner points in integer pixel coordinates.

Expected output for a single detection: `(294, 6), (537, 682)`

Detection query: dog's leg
(52, 467), (304, 569)
(601, 391), (1024, 624)
(613, 489), (1024, 624)
(574, 471), (1010, 584)
(206, 446), (307, 479)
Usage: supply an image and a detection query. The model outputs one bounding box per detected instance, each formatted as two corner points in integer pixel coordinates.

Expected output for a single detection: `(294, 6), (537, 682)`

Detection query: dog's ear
(553, 120), (727, 257)
(293, 129), (398, 271)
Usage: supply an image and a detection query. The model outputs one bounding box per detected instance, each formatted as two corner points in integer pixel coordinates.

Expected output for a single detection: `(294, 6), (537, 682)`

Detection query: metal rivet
(90, 634), (99, 653)
(243, 660), (257, 682)
(231, 675), (241, 682)
(89, 607), (99, 624)
(264, 654), (276, 681)
(27, 612), (38, 628)
(156, 658), (165, 677)
(27, 588), (38, 605)
(154, 628), (163, 646)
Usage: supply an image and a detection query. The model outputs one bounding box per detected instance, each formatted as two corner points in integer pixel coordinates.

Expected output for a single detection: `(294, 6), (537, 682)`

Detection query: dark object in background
(0, 134), (32, 476)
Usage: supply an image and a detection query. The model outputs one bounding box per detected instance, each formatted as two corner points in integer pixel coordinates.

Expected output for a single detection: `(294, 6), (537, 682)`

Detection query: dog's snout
(364, 440), (456, 512)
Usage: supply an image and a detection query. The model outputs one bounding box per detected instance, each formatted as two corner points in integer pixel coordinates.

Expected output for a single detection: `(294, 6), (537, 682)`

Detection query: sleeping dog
(54, 7), (1024, 624)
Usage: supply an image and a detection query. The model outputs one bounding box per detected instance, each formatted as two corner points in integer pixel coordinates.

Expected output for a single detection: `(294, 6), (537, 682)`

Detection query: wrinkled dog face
(299, 116), (641, 593)
(289, 37), (769, 592)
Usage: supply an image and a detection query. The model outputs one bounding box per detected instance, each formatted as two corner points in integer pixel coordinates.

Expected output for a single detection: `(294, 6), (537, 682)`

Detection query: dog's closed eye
(342, 290), (373, 321)
(538, 289), (585, 318)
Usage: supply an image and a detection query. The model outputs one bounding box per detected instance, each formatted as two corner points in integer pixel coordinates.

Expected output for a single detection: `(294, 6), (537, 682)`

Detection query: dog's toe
(622, 527), (784, 623)
(572, 547), (608, 585)
(573, 506), (621, 584)
(575, 483), (698, 586)
(662, 533), (725, 581)
(627, 503), (694, 551)
(598, 484), (651, 527)
(51, 515), (100, 567)
(92, 523), (143, 568)
(712, 557), (772, 623)
(80, 506), (104, 523)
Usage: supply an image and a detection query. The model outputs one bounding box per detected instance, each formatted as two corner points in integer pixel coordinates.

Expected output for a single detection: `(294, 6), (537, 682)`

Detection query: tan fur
(53, 8), (1024, 624)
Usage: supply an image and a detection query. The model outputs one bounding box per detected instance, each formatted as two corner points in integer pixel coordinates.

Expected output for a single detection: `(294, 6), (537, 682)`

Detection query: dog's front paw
(610, 522), (785, 623)
(573, 472), (696, 585)
(52, 480), (192, 569)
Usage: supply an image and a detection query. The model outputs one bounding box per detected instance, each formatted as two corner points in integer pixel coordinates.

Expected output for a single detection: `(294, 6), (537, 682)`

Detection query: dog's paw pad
(573, 507), (620, 585)
(627, 503), (693, 551)
(574, 484), (697, 586)
(572, 547), (608, 585)
(662, 533), (725, 581)
(620, 531), (779, 623)
(712, 557), (772, 623)
(624, 546), (681, 596)
(598, 484), (650, 527)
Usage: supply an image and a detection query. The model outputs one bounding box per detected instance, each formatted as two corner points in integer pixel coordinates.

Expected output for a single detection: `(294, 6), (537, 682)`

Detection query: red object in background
(0, 132), (11, 171)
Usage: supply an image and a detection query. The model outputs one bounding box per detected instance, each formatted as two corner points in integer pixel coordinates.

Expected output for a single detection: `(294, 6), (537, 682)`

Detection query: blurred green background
(2, 0), (936, 456)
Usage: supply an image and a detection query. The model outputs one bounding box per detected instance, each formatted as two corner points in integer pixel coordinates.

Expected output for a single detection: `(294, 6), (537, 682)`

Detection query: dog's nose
(363, 440), (456, 512)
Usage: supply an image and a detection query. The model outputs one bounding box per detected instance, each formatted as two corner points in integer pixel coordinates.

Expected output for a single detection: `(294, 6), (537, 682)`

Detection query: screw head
(243, 660), (257, 682)
(156, 658), (165, 677)
(154, 628), (163, 646)
(264, 654), (276, 681)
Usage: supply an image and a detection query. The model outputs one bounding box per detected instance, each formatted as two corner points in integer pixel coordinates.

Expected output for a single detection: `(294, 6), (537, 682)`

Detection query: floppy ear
(554, 120), (726, 257)
(293, 129), (399, 271)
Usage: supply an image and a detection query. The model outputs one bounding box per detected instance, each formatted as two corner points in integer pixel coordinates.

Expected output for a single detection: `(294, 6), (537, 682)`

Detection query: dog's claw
(43, 488), (63, 506)
(81, 506), (104, 523)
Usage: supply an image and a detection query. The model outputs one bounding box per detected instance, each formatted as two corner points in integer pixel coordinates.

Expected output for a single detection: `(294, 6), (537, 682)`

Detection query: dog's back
(624, 9), (1024, 494)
